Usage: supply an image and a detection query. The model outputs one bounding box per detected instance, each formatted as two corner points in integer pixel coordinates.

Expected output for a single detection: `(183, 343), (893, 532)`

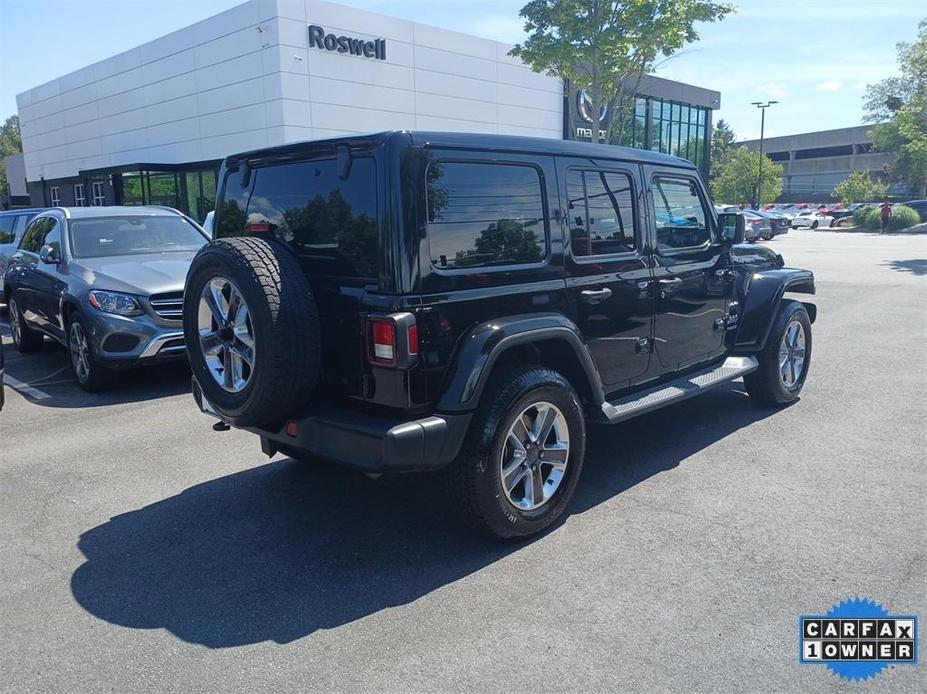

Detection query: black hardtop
(222, 130), (695, 170)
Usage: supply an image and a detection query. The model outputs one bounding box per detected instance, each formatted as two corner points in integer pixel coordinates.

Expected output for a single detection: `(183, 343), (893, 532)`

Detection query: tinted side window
(43, 222), (61, 252)
(651, 175), (710, 250)
(0, 216), (14, 244)
(20, 218), (54, 253)
(567, 169), (636, 256)
(427, 161), (546, 269)
(217, 157), (378, 278)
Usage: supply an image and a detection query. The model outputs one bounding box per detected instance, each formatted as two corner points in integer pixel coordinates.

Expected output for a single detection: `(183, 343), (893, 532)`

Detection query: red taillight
(407, 324), (419, 355)
(285, 421), (298, 437)
(248, 222), (271, 233)
(369, 318), (397, 364)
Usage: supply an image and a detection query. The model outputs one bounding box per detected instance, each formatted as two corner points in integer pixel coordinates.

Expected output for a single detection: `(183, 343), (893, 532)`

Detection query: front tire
(67, 311), (114, 392)
(811, 220), (819, 229)
(744, 300), (812, 406)
(8, 294), (44, 353)
(446, 365), (586, 540)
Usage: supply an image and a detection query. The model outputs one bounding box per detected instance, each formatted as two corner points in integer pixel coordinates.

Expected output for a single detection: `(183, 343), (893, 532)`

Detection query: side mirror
(39, 243), (60, 264)
(717, 212), (745, 245)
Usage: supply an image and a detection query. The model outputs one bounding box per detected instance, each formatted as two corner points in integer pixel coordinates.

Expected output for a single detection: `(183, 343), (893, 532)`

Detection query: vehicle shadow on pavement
(0, 333), (191, 408)
(882, 258), (927, 276)
(70, 384), (778, 649)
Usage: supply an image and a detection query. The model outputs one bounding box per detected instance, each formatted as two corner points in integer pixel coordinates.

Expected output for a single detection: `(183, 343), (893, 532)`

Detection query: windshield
(69, 216), (206, 258)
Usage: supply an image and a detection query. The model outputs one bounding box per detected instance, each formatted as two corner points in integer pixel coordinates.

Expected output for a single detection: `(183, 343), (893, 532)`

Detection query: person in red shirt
(880, 201), (892, 234)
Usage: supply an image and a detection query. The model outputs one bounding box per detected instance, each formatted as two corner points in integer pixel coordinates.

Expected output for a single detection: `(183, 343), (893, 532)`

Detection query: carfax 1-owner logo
(800, 598), (919, 681)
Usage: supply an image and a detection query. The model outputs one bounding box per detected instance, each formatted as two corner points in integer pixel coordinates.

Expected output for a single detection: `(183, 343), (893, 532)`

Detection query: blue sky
(0, 0), (922, 141)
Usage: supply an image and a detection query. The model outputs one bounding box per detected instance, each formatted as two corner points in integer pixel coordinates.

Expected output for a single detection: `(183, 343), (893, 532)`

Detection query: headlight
(88, 290), (143, 316)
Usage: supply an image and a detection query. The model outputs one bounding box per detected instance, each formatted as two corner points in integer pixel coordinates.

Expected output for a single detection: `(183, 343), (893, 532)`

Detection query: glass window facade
(112, 166), (218, 223)
(610, 96), (711, 177)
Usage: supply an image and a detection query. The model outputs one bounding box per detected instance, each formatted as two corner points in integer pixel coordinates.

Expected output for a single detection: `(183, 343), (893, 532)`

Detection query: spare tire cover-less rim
(197, 276), (256, 393)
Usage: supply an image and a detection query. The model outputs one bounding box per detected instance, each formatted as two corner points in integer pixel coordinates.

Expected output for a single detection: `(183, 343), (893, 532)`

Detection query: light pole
(751, 100), (777, 209)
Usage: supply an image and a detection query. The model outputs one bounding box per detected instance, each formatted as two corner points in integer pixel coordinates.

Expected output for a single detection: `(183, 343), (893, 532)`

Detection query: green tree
(831, 170), (888, 206)
(454, 219), (543, 267)
(510, 0), (733, 144)
(863, 19), (927, 197)
(0, 115), (23, 196)
(709, 118), (735, 184)
(711, 146), (783, 205)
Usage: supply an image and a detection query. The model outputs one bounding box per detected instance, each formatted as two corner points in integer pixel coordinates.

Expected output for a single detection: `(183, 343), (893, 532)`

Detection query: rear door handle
(658, 277), (683, 286)
(580, 287), (613, 304)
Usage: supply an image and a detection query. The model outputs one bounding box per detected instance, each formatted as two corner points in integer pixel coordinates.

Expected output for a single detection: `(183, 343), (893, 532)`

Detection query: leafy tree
(711, 146), (782, 205)
(510, 0), (733, 144)
(863, 19), (927, 197)
(454, 219), (543, 267)
(831, 170), (888, 206)
(0, 115), (23, 196)
(709, 119), (735, 184)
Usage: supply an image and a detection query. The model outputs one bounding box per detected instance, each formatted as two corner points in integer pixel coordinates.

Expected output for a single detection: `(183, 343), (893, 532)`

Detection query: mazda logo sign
(576, 90), (608, 124)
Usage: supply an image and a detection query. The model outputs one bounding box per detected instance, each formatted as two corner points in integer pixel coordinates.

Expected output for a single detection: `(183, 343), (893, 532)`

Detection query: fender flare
(733, 269), (816, 352)
(437, 313), (605, 413)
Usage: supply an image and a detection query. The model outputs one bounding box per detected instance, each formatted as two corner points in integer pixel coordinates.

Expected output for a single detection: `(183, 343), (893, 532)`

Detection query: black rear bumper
(249, 408), (472, 472)
(192, 379), (471, 472)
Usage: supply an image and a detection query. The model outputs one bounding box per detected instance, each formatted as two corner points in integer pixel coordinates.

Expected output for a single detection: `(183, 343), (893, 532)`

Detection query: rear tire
(744, 300), (812, 407)
(811, 220), (819, 229)
(183, 237), (321, 427)
(8, 294), (44, 353)
(446, 365), (586, 540)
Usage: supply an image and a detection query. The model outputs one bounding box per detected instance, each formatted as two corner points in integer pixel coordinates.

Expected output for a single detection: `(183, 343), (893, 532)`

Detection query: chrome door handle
(580, 287), (613, 304)
(658, 277), (683, 286)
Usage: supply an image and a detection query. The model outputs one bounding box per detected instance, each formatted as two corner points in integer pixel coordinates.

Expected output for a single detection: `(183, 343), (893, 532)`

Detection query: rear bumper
(192, 379), (471, 473)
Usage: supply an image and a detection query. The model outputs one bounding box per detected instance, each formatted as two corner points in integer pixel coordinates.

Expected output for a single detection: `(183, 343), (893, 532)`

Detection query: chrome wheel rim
(779, 320), (806, 388)
(197, 277), (255, 393)
(9, 298), (21, 345)
(499, 401), (570, 511)
(69, 322), (91, 382)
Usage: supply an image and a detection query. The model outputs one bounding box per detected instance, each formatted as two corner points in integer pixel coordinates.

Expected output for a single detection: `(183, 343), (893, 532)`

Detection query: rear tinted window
(218, 157), (379, 279)
(426, 161), (546, 270)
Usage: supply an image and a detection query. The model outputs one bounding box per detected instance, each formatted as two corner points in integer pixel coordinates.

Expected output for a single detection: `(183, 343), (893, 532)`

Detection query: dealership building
(15, 0), (721, 221)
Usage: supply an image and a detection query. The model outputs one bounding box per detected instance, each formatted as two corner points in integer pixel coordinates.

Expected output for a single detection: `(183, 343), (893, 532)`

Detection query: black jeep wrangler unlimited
(184, 131), (815, 539)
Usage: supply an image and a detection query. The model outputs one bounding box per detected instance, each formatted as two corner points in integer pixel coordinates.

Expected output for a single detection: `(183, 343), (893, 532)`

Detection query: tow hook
(212, 421), (231, 432)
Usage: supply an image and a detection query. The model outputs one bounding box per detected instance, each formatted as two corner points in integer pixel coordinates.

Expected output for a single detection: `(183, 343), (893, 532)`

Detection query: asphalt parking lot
(1, 229), (925, 692)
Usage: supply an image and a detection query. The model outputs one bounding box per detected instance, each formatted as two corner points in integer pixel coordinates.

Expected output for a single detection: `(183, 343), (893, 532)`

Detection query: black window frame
(650, 172), (716, 255)
(565, 166), (640, 261)
(424, 158), (551, 275)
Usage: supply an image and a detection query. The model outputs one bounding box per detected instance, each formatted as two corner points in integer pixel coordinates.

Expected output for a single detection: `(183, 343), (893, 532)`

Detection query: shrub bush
(888, 205), (921, 230)
(853, 206), (878, 228)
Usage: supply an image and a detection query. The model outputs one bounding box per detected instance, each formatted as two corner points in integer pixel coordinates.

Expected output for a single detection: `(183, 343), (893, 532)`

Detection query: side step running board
(601, 356), (759, 424)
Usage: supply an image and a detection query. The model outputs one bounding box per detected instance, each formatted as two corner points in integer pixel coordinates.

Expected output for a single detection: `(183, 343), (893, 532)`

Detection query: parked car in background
(791, 210), (835, 229)
(0, 336), (5, 410)
(900, 200), (927, 222)
(202, 210), (214, 237)
(0, 208), (42, 302)
(716, 206), (769, 241)
(3, 206), (209, 391)
(751, 210), (791, 237)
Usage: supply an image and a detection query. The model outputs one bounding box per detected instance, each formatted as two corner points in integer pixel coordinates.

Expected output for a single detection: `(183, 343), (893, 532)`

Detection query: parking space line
(4, 375), (52, 400)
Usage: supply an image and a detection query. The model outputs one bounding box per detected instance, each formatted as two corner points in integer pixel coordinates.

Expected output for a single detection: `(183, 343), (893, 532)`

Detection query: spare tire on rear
(183, 237), (320, 427)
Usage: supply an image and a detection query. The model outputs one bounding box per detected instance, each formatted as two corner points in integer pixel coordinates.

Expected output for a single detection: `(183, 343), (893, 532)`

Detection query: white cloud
(816, 80), (843, 92)
(756, 83), (788, 98)
(852, 81), (868, 91)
